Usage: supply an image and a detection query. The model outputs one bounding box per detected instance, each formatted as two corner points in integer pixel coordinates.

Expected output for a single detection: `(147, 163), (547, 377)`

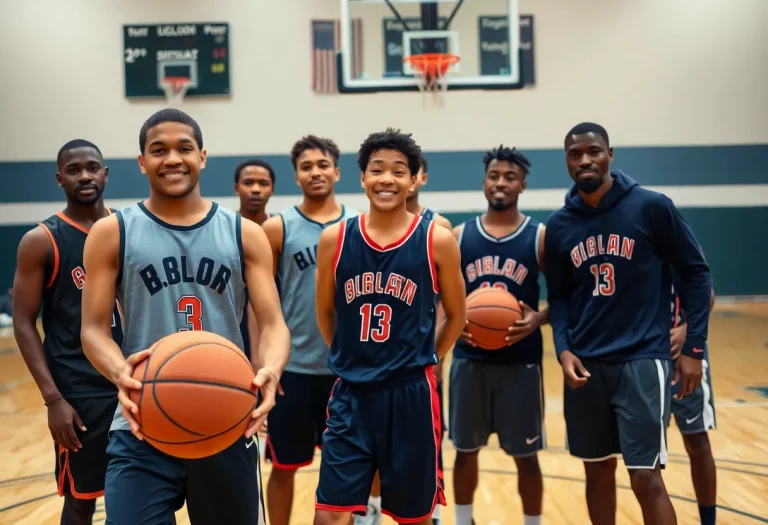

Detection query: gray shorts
(564, 358), (672, 469)
(671, 358), (716, 434)
(448, 357), (545, 457)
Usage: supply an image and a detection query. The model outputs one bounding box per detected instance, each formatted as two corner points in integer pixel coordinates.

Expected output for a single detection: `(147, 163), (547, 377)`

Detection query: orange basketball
(465, 287), (523, 350)
(129, 330), (257, 459)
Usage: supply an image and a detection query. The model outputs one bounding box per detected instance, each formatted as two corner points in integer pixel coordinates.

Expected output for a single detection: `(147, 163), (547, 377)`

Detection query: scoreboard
(123, 22), (230, 98)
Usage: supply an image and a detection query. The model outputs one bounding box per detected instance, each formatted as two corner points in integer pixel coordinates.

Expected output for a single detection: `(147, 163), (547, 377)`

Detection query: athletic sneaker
(354, 504), (382, 525)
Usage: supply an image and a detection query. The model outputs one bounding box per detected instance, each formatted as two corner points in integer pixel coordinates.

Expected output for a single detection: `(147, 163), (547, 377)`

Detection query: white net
(405, 54), (459, 108)
(160, 77), (191, 107)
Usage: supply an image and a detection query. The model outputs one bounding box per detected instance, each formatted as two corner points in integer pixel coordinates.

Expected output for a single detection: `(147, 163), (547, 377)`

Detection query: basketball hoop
(160, 76), (191, 106)
(403, 53), (460, 107)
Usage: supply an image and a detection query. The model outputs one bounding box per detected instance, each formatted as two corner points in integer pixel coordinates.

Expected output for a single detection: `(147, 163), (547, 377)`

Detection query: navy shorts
(316, 369), (445, 522)
(564, 358), (672, 469)
(265, 371), (337, 469)
(54, 395), (118, 499)
(671, 355), (716, 434)
(104, 430), (264, 525)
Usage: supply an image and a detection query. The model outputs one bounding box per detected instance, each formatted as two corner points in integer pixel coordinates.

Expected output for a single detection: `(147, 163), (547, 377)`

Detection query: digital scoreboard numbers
(123, 23), (230, 98)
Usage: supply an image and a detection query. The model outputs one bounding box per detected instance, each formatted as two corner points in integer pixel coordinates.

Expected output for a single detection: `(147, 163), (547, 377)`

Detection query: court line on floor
(2, 467), (765, 523)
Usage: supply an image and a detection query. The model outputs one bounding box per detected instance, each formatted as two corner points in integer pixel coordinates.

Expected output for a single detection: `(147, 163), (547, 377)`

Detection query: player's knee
(628, 467), (665, 499)
(454, 449), (479, 468)
(269, 467), (298, 484)
(682, 432), (712, 458)
(513, 454), (541, 477)
(583, 458), (617, 482)
(64, 494), (96, 519)
(313, 509), (350, 525)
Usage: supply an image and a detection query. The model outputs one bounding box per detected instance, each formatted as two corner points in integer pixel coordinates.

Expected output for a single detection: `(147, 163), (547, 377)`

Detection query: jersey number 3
(359, 303), (392, 342)
(177, 296), (203, 331)
(590, 263), (615, 296)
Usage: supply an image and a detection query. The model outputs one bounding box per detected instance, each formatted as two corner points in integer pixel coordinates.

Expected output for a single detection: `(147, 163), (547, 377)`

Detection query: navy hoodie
(544, 171), (712, 362)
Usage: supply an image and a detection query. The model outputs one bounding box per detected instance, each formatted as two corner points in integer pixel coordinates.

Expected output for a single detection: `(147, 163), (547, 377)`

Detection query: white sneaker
(354, 504), (382, 525)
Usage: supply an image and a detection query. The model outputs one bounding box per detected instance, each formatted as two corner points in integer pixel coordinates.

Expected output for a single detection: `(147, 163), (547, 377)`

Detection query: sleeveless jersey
(39, 211), (123, 399)
(112, 202), (247, 431)
(453, 215), (544, 364)
(330, 214), (440, 384)
(420, 207), (435, 221)
(279, 205), (358, 375)
(239, 212), (271, 358)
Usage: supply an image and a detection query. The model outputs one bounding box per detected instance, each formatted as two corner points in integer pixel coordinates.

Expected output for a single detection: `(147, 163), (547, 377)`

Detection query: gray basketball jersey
(278, 205), (357, 375)
(111, 201), (247, 431)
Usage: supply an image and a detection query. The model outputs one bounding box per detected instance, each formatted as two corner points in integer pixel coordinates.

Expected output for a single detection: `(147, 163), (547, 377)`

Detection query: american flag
(311, 19), (363, 94)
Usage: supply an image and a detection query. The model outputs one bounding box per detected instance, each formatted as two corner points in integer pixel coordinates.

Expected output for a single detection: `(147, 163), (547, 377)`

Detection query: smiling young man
(544, 122), (712, 525)
(258, 135), (358, 525)
(80, 108), (291, 525)
(13, 139), (123, 525)
(312, 128), (467, 525)
(450, 145), (548, 525)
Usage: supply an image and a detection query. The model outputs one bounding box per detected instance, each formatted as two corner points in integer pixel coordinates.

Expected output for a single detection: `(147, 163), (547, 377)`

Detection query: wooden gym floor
(1, 301), (767, 524)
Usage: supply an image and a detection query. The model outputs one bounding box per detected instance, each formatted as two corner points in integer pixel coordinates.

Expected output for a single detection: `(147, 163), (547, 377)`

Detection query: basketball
(129, 330), (257, 459)
(465, 287), (523, 350)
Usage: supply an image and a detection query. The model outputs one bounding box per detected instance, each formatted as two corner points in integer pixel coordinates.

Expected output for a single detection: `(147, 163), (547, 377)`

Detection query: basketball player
(544, 122), (712, 524)
(670, 273), (718, 525)
(357, 155), (453, 525)
(80, 108), (291, 525)
(12, 139), (123, 525)
(450, 145), (548, 525)
(313, 128), (467, 525)
(234, 159), (276, 361)
(258, 135), (357, 525)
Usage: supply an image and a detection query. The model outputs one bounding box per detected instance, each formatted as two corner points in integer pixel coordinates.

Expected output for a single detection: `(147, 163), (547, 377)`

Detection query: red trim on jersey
(359, 214), (421, 252)
(38, 223), (60, 289)
(332, 220), (347, 278)
(427, 221), (439, 294)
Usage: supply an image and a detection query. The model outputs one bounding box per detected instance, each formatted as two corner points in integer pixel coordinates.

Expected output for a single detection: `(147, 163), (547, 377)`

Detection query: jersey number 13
(359, 303), (392, 342)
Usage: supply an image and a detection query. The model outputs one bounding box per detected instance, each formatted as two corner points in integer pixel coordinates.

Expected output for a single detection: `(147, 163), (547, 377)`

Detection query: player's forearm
(13, 321), (61, 402)
(538, 304), (550, 326)
(317, 309), (336, 349)
(435, 311), (464, 359)
(256, 321), (291, 373)
(547, 297), (571, 358)
(247, 306), (262, 369)
(81, 326), (128, 384)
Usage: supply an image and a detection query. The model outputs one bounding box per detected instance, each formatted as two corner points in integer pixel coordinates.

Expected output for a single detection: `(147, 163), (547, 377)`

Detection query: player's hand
(670, 323), (687, 360)
(246, 367), (282, 439)
(459, 328), (477, 347)
(505, 301), (541, 346)
(672, 354), (702, 400)
(47, 398), (86, 452)
(560, 350), (590, 389)
(115, 349), (151, 441)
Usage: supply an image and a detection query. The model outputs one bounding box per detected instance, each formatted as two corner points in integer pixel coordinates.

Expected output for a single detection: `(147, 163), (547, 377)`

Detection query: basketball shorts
(104, 429), (265, 525)
(316, 369), (445, 522)
(671, 357), (716, 434)
(564, 358), (672, 469)
(54, 395), (118, 499)
(448, 357), (545, 457)
(264, 371), (337, 469)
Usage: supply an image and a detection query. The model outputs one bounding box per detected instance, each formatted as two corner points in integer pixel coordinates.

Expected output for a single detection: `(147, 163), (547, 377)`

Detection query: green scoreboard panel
(123, 23), (230, 98)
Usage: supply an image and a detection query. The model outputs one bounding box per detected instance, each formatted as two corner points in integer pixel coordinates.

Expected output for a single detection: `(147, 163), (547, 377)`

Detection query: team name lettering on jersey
(293, 244), (318, 271)
(139, 256), (232, 296)
(569, 234), (635, 268)
(344, 272), (417, 306)
(465, 255), (529, 286)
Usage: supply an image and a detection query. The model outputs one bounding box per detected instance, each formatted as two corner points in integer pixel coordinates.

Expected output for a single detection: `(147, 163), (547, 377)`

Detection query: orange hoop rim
(161, 76), (191, 93)
(403, 53), (460, 78)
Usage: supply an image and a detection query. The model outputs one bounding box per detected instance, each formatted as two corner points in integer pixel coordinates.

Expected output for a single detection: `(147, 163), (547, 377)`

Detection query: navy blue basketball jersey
(453, 215), (544, 364)
(330, 214), (440, 384)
